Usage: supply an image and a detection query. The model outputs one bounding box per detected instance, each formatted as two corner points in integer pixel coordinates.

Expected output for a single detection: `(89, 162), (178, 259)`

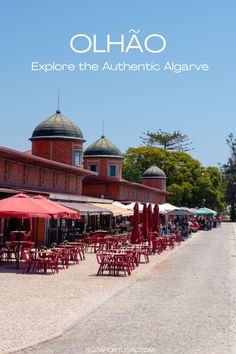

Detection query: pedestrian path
(16, 223), (236, 354)
(0, 228), (193, 354)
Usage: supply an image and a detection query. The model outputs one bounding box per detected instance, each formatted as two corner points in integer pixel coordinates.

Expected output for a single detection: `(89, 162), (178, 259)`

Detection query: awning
(91, 203), (133, 217)
(159, 203), (178, 213)
(123, 202), (144, 212)
(159, 203), (195, 215)
(58, 202), (111, 216)
(195, 207), (217, 216)
(166, 208), (195, 216)
(0, 188), (21, 195)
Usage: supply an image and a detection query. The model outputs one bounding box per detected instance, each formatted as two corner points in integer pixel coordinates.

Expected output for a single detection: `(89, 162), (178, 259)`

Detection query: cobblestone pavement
(16, 223), (236, 354)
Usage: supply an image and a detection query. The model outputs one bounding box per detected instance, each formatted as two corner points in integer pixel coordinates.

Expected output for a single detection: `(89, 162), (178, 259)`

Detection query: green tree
(226, 133), (236, 159)
(222, 134), (236, 221)
(122, 146), (224, 210)
(141, 129), (193, 151)
(167, 184), (183, 205)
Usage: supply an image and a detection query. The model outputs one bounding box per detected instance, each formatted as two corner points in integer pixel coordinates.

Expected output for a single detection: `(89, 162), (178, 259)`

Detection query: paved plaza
(1, 224), (236, 354)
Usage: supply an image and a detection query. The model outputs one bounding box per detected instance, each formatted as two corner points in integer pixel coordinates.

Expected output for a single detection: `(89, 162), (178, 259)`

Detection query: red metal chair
(76, 244), (86, 261)
(137, 246), (150, 263)
(4, 242), (17, 262)
(58, 249), (69, 269)
(22, 250), (39, 273)
(47, 252), (59, 274)
(113, 254), (132, 276)
(167, 235), (175, 249)
(69, 247), (79, 264)
(125, 250), (138, 269)
(96, 253), (112, 275)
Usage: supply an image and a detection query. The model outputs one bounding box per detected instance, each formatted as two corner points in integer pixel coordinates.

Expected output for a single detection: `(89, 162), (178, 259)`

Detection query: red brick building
(83, 135), (168, 203)
(0, 110), (95, 196)
(0, 109), (168, 203)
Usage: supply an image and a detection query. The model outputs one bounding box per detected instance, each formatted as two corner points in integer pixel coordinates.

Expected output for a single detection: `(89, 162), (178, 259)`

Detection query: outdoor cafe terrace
(0, 193), (219, 276)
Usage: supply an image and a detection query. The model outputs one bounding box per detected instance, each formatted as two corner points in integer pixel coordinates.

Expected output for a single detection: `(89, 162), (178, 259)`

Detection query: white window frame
(108, 164), (118, 177)
(72, 149), (82, 166)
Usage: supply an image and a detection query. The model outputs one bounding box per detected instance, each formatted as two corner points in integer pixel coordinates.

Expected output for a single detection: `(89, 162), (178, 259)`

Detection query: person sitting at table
(192, 220), (200, 232)
(160, 224), (166, 235)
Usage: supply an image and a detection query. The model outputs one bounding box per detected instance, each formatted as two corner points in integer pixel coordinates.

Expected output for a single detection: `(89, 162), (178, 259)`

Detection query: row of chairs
(84, 234), (130, 253)
(149, 232), (182, 254)
(0, 241), (35, 262)
(96, 252), (135, 277)
(96, 244), (150, 277)
(23, 250), (60, 274)
(22, 244), (85, 274)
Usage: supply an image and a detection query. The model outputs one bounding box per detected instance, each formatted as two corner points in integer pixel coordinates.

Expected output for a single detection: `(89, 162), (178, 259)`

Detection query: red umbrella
(147, 203), (153, 244)
(142, 203), (149, 241)
(0, 194), (80, 262)
(148, 203), (153, 232)
(32, 195), (80, 219)
(0, 194), (52, 218)
(131, 202), (140, 244)
(153, 203), (160, 233)
(0, 194), (54, 268)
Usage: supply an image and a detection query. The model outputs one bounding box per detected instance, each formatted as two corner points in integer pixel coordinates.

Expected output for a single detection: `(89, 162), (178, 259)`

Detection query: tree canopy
(226, 133), (236, 159)
(221, 133), (236, 220)
(141, 129), (193, 152)
(122, 146), (224, 211)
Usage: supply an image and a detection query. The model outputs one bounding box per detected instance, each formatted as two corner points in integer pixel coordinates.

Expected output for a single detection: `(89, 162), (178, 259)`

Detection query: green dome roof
(84, 135), (123, 158)
(143, 165), (166, 178)
(30, 110), (84, 141)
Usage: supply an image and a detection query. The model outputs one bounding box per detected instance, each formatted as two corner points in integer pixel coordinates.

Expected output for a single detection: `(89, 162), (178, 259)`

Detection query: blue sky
(0, 0), (235, 166)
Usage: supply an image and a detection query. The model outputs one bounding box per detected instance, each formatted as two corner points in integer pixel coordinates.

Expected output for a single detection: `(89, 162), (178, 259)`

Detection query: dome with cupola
(143, 165), (166, 178)
(30, 110), (84, 141)
(84, 135), (123, 158)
